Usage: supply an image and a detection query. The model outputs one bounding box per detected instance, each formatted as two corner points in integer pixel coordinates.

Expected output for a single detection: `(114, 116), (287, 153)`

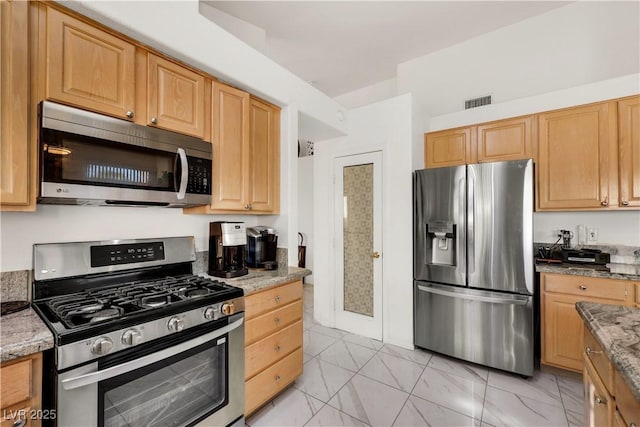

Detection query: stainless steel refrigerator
(413, 159), (534, 376)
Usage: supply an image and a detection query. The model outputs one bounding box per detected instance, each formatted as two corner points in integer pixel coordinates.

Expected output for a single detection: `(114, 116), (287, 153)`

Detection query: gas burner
(185, 288), (209, 298)
(140, 294), (172, 308)
(87, 308), (123, 323)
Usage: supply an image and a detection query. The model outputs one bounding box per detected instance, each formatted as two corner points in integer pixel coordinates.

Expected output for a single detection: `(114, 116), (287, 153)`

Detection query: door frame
(332, 151), (383, 340)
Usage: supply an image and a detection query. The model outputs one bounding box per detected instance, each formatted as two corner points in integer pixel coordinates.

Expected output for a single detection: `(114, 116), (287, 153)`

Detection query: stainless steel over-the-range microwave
(38, 101), (212, 207)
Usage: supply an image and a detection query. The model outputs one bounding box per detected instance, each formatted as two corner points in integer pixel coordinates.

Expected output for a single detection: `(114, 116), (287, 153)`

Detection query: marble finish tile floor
(246, 285), (584, 426)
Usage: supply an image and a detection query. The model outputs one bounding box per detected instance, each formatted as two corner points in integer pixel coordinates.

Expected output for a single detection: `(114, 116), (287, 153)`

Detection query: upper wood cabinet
(537, 101), (617, 210)
(211, 83), (250, 211)
(1, 0), (31, 210)
(474, 116), (534, 163)
(248, 97), (280, 213)
(45, 6), (136, 120)
(145, 53), (208, 139)
(618, 96), (640, 208)
(424, 127), (473, 168)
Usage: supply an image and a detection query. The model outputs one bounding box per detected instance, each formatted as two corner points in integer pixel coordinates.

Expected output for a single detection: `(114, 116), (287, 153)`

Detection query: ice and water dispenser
(426, 222), (456, 266)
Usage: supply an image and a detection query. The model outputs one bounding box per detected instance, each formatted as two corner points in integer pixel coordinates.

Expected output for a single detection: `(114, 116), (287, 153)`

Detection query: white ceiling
(205, 1), (570, 97)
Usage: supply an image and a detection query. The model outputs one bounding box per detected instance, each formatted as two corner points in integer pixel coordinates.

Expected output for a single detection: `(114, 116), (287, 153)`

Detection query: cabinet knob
(275, 345), (281, 352)
(126, 111), (134, 119)
(595, 396), (606, 405)
(274, 317), (281, 325)
(622, 200), (630, 206)
(275, 375), (281, 382)
(579, 285), (587, 291)
(13, 420), (26, 427)
(244, 204), (250, 210)
(601, 197), (608, 206)
(629, 423), (636, 427)
(150, 117), (158, 125)
(275, 295), (281, 303)
(586, 346), (602, 355)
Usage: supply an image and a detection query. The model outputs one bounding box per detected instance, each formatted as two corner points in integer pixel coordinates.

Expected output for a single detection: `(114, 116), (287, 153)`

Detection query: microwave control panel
(187, 157), (211, 195)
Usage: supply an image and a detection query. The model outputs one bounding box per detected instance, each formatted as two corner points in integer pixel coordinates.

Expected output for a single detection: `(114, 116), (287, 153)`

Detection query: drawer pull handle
(579, 285), (587, 291)
(274, 317), (281, 325)
(586, 346), (602, 355)
(275, 375), (281, 382)
(275, 345), (281, 352)
(595, 396), (607, 405)
(275, 295), (281, 302)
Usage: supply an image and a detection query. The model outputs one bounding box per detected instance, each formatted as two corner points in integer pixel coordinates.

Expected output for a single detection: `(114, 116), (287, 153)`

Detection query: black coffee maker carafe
(208, 221), (248, 278)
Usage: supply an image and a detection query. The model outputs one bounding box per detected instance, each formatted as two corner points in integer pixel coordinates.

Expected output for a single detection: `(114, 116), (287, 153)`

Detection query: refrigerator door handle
(467, 172), (475, 275)
(459, 176), (467, 278)
(417, 285), (529, 305)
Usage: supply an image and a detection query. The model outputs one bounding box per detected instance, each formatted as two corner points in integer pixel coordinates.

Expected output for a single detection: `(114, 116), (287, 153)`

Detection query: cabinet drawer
(245, 348), (303, 416)
(584, 328), (614, 393)
(245, 320), (302, 379)
(543, 273), (629, 302)
(0, 359), (32, 408)
(615, 370), (640, 427)
(245, 300), (302, 346)
(245, 281), (302, 320)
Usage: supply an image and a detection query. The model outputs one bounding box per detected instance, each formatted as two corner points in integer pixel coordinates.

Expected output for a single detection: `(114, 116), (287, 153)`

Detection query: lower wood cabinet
(244, 280), (303, 416)
(541, 273), (635, 372)
(582, 327), (640, 427)
(0, 353), (42, 427)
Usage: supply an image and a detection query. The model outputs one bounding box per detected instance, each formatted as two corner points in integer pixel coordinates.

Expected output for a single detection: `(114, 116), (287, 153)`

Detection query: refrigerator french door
(413, 159), (534, 376)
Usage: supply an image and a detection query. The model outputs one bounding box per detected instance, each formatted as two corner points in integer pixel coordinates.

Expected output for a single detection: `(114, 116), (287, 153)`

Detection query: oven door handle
(61, 316), (244, 391)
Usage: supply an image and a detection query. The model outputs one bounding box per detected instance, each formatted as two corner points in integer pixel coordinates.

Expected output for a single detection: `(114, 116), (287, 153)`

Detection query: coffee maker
(246, 226), (278, 270)
(208, 221), (248, 278)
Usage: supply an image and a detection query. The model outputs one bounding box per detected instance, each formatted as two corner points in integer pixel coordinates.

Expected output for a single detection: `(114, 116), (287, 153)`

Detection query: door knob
(372, 252), (380, 259)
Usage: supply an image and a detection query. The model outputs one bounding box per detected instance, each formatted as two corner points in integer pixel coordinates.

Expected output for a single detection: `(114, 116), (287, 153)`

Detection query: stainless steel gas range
(31, 236), (245, 427)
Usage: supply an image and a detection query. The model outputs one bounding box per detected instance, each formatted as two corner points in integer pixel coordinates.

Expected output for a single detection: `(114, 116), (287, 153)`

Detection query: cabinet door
(538, 102), (617, 210)
(618, 96), (640, 208)
(424, 127), (473, 168)
(583, 356), (613, 427)
(248, 98), (280, 213)
(46, 7), (135, 120)
(475, 116), (534, 163)
(147, 54), (206, 139)
(211, 83), (250, 210)
(1, 0), (30, 209)
(542, 292), (585, 371)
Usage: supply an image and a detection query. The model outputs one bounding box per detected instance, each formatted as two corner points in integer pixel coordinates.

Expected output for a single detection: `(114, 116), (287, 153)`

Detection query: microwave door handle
(61, 316), (244, 391)
(175, 148), (188, 200)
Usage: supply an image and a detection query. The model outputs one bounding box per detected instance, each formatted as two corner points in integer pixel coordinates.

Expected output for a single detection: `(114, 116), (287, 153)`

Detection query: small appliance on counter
(209, 221), (249, 278)
(561, 248), (610, 265)
(246, 226), (279, 270)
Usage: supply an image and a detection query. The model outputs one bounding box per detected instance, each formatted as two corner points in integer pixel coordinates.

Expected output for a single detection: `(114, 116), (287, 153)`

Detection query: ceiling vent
(465, 95), (492, 109)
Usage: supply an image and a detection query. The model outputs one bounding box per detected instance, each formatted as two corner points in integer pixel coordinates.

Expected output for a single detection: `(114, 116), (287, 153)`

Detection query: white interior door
(333, 151), (383, 340)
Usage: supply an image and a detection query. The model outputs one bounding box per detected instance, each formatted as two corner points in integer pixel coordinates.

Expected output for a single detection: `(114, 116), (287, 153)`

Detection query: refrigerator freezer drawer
(414, 282), (534, 376)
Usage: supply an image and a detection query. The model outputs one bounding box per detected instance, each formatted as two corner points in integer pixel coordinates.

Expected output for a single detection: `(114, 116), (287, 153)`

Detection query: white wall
(534, 212), (640, 247)
(0, 206), (258, 271)
(297, 156), (314, 283)
(314, 94), (415, 349)
(397, 1), (640, 119)
(334, 78), (397, 111)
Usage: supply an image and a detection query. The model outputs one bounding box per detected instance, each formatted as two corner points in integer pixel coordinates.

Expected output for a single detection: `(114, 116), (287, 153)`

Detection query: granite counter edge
(536, 265), (640, 281)
(575, 302), (640, 401)
(229, 268), (311, 296)
(1, 308), (54, 364)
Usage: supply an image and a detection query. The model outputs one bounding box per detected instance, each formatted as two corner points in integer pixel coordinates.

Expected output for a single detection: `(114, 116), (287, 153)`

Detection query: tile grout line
(389, 354), (430, 427)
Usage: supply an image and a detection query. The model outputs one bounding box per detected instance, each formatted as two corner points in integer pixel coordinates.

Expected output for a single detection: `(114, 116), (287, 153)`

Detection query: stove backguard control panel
(91, 242), (165, 267)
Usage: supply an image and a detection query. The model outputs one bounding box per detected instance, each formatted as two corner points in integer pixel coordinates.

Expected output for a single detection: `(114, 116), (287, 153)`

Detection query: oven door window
(99, 339), (227, 427)
(41, 129), (177, 191)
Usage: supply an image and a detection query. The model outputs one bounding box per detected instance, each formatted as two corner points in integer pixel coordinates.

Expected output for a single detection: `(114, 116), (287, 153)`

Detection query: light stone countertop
(576, 302), (640, 401)
(0, 307), (54, 363)
(536, 263), (640, 281)
(201, 266), (311, 295)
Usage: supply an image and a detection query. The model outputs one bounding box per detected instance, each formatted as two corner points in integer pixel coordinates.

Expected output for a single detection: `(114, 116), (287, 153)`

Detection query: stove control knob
(168, 317), (184, 332)
(91, 337), (113, 355)
(221, 302), (235, 316)
(204, 306), (216, 320)
(121, 329), (142, 346)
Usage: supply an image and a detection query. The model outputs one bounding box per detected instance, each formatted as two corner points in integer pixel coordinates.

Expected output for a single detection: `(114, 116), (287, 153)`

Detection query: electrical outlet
(587, 227), (598, 242)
